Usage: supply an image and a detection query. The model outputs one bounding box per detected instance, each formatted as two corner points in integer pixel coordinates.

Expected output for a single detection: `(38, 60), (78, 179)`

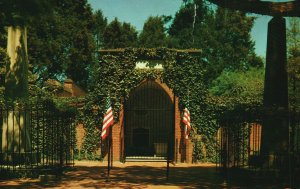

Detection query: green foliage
(208, 8), (263, 80)
(169, 0), (211, 48)
(0, 0), (54, 26)
(78, 108), (101, 160)
(103, 18), (138, 48)
(287, 18), (300, 58)
(209, 67), (264, 111)
(287, 18), (300, 111)
(139, 16), (167, 48)
(0, 13), (6, 48)
(0, 47), (8, 106)
(168, 2), (263, 83)
(92, 10), (107, 49)
(212, 8), (256, 70)
(27, 0), (95, 88)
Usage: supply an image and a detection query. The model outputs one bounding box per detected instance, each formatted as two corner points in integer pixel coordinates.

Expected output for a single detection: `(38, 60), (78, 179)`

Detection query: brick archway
(124, 80), (174, 160)
(110, 79), (193, 163)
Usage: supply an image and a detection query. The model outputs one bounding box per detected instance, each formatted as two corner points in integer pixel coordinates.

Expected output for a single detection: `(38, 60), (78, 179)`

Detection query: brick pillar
(174, 97), (182, 163)
(261, 16), (289, 164)
(186, 139), (193, 163)
(76, 123), (85, 152)
(111, 106), (124, 161)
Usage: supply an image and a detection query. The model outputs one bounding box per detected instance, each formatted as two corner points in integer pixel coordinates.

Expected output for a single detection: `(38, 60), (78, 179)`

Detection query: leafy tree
(28, 0), (95, 89)
(169, 1), (263, 83)
(0, 14), (6, 101)
(209, 67), (265, 109)
(210, 8), (263, 76)
(168, 0), (211, 48)
(287, 18), (300, 110)
(92, 10), (107, 49)
(0, 13), (6, 48)
(121, 22), (138, 47)
(0, 48), (8, 105)
(103, 18), (138, 48)
(212, 8), (257, 70)
(103, 18), (122, 48)
(139, 16), (167, 47)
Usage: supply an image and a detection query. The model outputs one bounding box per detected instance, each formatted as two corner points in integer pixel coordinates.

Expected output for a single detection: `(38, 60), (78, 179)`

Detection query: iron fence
(0, 103), (76, 178)
(216, 109), (300, 187)
(123, 80), (174, 162)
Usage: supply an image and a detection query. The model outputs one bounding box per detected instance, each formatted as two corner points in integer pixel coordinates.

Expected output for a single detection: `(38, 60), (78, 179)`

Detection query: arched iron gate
(124, 80), (174, 161)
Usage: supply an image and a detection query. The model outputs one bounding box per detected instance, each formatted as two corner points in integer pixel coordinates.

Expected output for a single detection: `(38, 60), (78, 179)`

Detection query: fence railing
(0, 103), (76, 178)
(216, 109), (300, 187)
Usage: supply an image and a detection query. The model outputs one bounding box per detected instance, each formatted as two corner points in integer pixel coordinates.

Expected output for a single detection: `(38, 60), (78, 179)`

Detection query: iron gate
(0, 102), (75, 178)
(216, 111), (300, 187)
(124, 80), (174, 160)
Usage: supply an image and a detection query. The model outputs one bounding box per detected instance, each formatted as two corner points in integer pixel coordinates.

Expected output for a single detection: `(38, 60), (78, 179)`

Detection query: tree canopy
(287, 18), (300, 111)
(0, 0), (54, 26)
(93, 10), (107, 49)
(209, 68), (264, 109)
(103, 18), (138, 48)
(168, 1), (263, 83)
(27, 0), (95, 88)
(139, 16), (167, 48)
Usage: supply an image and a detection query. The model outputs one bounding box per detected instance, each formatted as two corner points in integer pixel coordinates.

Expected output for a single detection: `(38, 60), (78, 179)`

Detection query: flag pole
(102, 96), (114, 182)
(110, 125), (113, 169)
(166, 135), (170, 180)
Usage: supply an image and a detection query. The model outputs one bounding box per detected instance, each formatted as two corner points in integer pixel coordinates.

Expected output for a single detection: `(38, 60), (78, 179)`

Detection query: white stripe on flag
(102, 100), (114, 140)
(102, 116), (113, 130)
(103, 110), (113, 123)
(182, 107), (191, 140)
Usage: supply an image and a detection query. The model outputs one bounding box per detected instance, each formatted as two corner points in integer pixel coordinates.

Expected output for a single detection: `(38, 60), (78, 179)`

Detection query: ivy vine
(80, 48), (218, 161)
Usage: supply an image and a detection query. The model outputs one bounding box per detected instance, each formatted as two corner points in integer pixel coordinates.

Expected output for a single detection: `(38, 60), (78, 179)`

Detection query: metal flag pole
(103, 94), (114, 182)
(166, 136), (170, 180)
(110, 125), (113, 169)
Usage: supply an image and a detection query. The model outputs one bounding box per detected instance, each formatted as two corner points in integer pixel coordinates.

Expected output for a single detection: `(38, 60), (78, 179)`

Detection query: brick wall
(174, 97), (182, 163)
(186, 139), (194, 163)
(111, 105), (124, 161)
(249, 123), (262, 155)
(76, 123), (85, 151)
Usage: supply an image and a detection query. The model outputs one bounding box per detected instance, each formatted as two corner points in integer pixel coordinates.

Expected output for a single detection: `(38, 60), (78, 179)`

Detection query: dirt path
(0, 161), (291, 188)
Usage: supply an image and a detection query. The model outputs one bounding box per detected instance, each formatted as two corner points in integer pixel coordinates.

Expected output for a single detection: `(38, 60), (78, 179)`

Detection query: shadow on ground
(0, 162), (296, 188)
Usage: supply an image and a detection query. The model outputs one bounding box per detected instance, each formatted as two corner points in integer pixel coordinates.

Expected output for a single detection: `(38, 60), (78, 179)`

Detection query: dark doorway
(132, 128), (149, 148)
(124, 80), (174, 159)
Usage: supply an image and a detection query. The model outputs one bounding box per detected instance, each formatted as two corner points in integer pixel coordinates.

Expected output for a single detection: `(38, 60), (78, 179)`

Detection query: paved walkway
(0, 161), (292, 188)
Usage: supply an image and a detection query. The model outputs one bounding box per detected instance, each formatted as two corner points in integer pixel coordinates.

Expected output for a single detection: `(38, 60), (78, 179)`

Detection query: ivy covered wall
(80, 48), (219, 161)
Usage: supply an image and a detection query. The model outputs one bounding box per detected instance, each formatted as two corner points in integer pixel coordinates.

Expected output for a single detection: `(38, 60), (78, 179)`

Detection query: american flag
(182, 108), (191, 139)
(101, 98), (114, 140)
